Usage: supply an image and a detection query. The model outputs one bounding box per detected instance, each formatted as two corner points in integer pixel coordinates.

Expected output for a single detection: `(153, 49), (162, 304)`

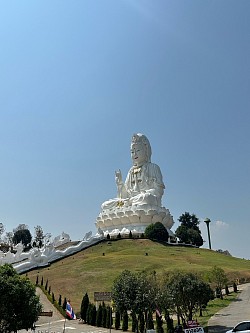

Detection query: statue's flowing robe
(124, 162), (165, 206)
(101, 162), (165, 210)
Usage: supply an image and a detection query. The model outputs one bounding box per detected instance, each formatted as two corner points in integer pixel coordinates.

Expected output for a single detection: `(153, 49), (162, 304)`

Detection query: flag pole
(63, 316), (67, 333)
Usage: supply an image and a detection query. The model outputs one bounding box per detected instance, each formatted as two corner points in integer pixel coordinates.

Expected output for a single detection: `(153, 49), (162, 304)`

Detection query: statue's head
(131, 133), (152, 167)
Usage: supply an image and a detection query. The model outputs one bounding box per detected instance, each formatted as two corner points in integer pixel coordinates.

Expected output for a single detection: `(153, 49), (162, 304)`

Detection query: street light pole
(204, 218), (212, 250)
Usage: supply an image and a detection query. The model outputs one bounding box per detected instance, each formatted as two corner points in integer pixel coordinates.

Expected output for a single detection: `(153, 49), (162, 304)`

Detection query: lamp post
(204, 218), (212, 250)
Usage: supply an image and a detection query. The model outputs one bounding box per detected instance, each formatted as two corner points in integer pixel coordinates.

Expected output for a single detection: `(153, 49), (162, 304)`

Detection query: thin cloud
(214, 220), (229, 229)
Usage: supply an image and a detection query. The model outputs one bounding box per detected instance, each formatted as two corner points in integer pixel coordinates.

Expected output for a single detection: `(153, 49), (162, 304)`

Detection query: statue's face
(131, 143), (147, 167)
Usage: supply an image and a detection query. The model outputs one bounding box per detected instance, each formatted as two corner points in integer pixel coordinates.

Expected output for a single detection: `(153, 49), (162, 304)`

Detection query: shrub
(102, 303), (107, 328)
(81, 292), (90, 323)
(86, 304), (91, 324)
(106, 306), (112, 328)
(145, 222), (169, 242)
(86, 303), (96, 326)
(96, 304), (102, 327)
(115, 310), (121, 330)
(63, 297), (67, 310)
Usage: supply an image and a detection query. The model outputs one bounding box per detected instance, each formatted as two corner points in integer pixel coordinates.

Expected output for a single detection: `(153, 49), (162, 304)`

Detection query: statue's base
(95, 205), (175, 237)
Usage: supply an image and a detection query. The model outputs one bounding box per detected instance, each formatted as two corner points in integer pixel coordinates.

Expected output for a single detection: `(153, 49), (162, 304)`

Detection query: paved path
(208, 283), (250, 333)
(35, 288), (64, 325)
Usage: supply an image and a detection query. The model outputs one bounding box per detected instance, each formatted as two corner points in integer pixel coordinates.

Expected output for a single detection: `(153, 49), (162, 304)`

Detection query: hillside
(26, 239), (250, 312)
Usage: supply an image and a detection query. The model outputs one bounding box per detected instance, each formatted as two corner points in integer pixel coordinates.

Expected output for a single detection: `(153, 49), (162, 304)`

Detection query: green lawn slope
(26, 239), (250, 312)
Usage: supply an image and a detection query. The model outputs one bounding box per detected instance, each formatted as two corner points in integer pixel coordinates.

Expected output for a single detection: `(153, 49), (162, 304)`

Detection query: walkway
(208, 283), (250, 332)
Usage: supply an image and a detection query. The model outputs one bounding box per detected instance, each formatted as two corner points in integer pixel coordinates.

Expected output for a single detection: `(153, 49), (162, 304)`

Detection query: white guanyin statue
(96, 133), (174, 237)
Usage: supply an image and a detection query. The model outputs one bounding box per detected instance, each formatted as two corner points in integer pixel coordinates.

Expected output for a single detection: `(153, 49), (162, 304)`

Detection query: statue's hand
(115, 169), (123, 185)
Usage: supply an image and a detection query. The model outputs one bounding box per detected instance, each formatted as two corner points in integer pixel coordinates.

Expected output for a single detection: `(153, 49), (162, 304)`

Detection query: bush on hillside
(145, 222), (169, 242)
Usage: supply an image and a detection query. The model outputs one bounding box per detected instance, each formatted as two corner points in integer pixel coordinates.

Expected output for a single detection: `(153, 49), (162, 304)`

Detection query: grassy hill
(26, 239), (250, 312)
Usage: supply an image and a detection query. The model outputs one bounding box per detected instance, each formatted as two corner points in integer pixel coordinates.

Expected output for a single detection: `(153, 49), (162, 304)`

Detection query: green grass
(26, 238), (250, 314)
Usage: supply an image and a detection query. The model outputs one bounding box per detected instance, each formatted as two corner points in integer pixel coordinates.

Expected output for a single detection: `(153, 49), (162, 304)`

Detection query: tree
(86, 304), (91, 324)
(122, 310), (128, 331)
(138, 312), (145, 333)
(145, 222), (169, 242)
(147, 311), (154, 330)
(96, 303), (103, 327)
(0, 264), (42, 333)
(86, 303), (96, 326)
(207, 266), (228, 299)
(13, 224), (28, 231)
(156, 312), (164, 333)
(102, 303), (107, 328)
(0, 222), (5, 241)
(164, 271), (213, 326)
(81, 292), (90, 323)
(90, 304), (97, 326)
(112, 270), (158, 333)
(12, 228), (32, 248)
(34, 225), (45, 248)
(112, 270), (138, 313)
(63, 297), (67, 310)
(131, 311), (137, 332)
(165, 311), (174, 333)
(3, 232), (13, 246)
(52, 292), (55, 303)
(106, 305), (112, 328)
(175, 212), (203, 247)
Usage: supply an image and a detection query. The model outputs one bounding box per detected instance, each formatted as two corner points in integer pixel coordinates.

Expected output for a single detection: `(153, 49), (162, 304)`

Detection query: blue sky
(1, 1), (249, 259)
